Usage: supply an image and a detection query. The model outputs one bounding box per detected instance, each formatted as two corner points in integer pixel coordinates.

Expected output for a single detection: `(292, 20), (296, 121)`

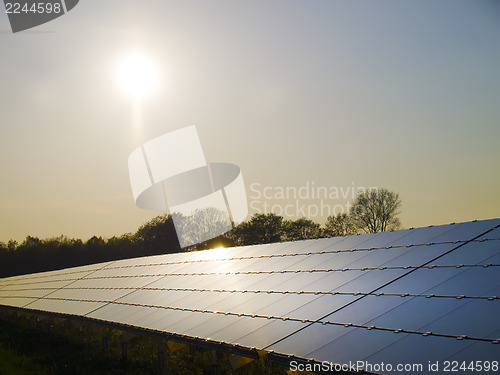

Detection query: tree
(86, 235), (106, 248)
(323, 213), (358, 237)
(283, 218), (322, 241)
(134, 214), (180, 254)
(20, 235), (42, 249)
(172, 207), (232, 248)
(350, 188), (401, 233)
(7, 240), (18, 251)
(230, 213), (285, 245)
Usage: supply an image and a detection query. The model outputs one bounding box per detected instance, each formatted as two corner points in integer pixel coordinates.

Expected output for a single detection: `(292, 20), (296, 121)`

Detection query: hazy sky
(1, 0), (499, 243)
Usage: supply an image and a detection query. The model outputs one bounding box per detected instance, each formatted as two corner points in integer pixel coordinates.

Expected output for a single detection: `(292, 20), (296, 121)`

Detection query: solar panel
(0, 218), (499, 374)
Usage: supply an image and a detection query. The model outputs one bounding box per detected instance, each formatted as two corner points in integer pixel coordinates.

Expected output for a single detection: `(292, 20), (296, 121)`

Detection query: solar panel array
(1, 218), (499, 374)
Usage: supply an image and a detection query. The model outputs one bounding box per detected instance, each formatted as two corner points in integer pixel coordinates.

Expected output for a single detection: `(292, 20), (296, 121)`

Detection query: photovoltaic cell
(0, 218), (498, 374)
(362, 332), (499, 374)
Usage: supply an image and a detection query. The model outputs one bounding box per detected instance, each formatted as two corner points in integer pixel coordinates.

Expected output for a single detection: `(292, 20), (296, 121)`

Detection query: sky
(0, 0), (499, 243)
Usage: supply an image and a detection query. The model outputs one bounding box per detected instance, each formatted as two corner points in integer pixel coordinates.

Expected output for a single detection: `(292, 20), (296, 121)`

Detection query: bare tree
(350, 188), (401, 233)
(172, 207), (232, 248)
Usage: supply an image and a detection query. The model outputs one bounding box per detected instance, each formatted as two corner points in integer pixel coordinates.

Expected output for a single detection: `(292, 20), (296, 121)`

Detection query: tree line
(0, 188), (401, 278)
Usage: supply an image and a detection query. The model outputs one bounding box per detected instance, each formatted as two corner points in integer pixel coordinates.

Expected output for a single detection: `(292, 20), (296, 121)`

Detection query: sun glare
(201, 246), (228, 261)
(117, 54), (157, 99)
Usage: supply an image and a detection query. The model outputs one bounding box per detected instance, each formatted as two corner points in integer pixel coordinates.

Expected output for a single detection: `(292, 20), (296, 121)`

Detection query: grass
(0, 312), (286, 375)
(0, 344), (50, 375)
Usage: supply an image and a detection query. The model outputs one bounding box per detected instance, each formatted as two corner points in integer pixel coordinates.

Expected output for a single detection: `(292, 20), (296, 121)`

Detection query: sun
(116, 54), (157, 99)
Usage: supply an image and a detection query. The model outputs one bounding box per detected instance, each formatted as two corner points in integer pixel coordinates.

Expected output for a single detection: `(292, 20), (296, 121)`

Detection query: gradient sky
(1, 0), (499, 243)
